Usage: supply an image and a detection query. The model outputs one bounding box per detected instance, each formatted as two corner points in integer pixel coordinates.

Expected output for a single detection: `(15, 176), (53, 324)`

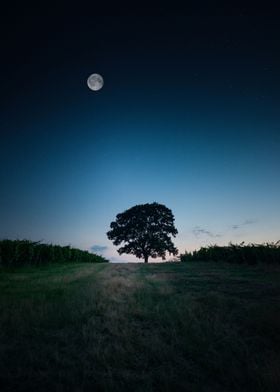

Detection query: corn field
(0, 240), (108, 267)
(181, 241), (280, 265)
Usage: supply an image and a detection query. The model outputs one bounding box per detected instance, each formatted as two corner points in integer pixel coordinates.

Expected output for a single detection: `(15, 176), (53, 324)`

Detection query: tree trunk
(144, 254), (149, 263)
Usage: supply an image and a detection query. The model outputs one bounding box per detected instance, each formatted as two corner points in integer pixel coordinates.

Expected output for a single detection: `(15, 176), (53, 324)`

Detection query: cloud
(244, 219), (257, 225)
(192, 226), (222, 238)
(231, 219), (257, 230)
(90, 245), (108, 254)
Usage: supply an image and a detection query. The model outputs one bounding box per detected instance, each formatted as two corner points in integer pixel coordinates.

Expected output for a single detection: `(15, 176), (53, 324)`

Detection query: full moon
(87, 73), (104, 91)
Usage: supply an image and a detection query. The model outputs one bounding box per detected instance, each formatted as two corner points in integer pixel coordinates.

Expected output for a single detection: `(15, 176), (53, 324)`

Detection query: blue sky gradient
(1, 9), (280, 261)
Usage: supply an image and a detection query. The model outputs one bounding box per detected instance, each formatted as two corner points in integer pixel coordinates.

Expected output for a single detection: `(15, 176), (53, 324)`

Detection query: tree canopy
(107, 202), (178, 263)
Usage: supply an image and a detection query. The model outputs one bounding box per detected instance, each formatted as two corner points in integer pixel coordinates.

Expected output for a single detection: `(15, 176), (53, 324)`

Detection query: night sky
(1, 4), (280, 261)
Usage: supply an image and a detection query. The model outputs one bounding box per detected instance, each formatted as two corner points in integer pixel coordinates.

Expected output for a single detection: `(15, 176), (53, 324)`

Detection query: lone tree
(107, 202), (178, 263)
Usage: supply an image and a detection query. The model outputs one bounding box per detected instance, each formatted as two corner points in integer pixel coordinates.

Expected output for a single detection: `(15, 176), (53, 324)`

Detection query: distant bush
(0, 240), (108, 267)
(180, 241), (280, 265)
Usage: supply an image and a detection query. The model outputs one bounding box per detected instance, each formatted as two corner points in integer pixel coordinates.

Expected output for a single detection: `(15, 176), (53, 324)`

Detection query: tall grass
(0, 239), (108, 267)
(181, 241), (280, 265)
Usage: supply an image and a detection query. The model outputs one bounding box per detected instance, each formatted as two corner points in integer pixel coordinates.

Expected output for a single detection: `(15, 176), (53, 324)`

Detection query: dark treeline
(180, 242), (280, 265)
(0, 240), (108, 267)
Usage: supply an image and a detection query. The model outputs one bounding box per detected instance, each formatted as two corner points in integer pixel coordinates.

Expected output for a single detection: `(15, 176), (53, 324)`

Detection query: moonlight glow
(87, 73), (104, 91)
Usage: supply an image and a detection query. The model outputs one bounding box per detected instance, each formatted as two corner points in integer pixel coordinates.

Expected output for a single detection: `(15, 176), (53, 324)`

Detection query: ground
(0, 261), (280, 391)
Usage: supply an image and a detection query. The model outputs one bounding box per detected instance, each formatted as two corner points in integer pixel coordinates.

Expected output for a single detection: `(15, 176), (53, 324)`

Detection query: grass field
(0, 262), (280, 391)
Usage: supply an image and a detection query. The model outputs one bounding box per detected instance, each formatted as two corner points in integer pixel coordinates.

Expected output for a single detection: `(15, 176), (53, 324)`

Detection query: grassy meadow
(1, 261), (280, 391)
